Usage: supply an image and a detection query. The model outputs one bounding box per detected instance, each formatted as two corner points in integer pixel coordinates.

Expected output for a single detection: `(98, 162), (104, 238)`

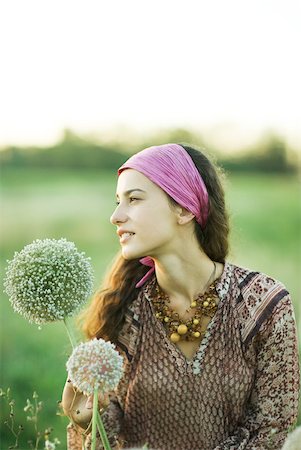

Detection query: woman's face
(110, 169), (180, 260)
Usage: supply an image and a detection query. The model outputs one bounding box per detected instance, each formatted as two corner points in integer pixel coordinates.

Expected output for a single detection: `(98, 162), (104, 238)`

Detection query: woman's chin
(121, 246), (145, 261)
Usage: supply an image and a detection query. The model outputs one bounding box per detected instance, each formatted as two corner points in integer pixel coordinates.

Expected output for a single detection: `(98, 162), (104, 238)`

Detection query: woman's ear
(176, 206), (195, 225)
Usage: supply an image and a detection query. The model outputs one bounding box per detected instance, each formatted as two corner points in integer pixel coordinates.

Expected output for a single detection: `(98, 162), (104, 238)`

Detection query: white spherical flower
(4, 238), (94, 324)
(66, 338), (124, 396)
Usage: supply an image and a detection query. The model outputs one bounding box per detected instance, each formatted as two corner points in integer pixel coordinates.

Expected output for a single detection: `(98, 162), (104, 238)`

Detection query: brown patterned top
(66, 262), (300, 450)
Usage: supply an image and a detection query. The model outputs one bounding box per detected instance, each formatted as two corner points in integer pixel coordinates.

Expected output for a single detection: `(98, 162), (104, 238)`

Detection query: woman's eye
(115, 198), (140, 205)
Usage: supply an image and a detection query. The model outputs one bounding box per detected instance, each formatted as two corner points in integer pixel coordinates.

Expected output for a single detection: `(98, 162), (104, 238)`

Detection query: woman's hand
(61, 377), (110, 430)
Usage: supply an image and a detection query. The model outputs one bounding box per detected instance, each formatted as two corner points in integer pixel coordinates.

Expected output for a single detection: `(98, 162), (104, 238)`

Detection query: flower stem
(63, 317), (77, 349)
(91, 387), (98, 450)
(96, 411), (111, 450)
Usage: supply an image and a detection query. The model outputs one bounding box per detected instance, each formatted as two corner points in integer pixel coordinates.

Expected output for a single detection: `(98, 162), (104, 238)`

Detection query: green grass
(1, 167), (300, 448)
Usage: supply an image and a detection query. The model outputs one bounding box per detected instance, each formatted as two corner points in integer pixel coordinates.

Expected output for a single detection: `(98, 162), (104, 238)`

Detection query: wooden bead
(177, 324), (188, 335)
(170, 332), (181, 343)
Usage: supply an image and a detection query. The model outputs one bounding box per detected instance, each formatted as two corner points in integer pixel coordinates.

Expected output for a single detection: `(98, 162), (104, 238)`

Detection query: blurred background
(1, 0), (300, 448)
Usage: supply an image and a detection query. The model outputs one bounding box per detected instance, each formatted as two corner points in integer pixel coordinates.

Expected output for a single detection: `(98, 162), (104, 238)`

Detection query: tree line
(0, 128), (298, 174)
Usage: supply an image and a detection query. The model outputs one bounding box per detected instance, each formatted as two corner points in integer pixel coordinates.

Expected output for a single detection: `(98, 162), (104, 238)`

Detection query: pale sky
(0, 0), (300, 151)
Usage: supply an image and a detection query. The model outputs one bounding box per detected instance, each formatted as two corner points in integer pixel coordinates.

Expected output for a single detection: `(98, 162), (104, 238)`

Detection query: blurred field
(0, 167), (300, 448)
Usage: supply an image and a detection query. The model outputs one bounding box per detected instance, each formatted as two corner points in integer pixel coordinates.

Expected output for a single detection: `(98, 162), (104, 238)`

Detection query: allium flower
(66, 338), (124, 396)
(4, 238), (94, 324)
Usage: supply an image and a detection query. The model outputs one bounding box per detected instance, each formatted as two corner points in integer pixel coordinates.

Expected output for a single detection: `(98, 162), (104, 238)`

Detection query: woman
(62, 143), (300, 450)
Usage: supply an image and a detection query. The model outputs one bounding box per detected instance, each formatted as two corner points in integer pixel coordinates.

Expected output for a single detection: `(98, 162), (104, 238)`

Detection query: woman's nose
(110, 205), (127, 225)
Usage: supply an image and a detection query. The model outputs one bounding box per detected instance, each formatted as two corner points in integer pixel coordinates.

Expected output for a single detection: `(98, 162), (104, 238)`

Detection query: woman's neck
(153, 251), (222, 304)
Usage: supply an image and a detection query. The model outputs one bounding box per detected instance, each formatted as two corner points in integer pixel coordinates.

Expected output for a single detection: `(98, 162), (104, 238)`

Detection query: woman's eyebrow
(116, 188), (146, 198)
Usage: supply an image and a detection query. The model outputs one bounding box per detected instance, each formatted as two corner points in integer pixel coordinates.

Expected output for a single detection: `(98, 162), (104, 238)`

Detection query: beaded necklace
(152, 262), (219, 342)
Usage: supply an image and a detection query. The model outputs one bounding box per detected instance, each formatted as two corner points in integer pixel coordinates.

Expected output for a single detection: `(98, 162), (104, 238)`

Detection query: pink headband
(118, 143), (209, 226)
(118, 143), (209, 287)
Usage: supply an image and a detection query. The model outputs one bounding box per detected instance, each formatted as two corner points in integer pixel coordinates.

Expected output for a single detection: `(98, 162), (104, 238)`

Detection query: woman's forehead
(117, 169), (155, 193)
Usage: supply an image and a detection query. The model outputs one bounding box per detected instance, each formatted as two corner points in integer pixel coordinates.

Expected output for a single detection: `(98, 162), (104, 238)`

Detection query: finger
(85, 393), (110, 411)
(99, 393), (110, 409)
(64, 378), (78, 393)
(85, 395), (93, 409)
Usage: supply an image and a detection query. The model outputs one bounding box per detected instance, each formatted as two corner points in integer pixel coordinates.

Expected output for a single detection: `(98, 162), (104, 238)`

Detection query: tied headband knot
(118, 143), (209, 288)
(136, 257), (155, 288)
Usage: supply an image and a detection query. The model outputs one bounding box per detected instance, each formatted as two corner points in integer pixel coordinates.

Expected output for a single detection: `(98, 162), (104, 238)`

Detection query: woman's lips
(120, 232), (135, 244)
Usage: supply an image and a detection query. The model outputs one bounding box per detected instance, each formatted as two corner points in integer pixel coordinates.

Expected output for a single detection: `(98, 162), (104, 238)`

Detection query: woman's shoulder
(226, 260), (289, 299)
(224, 261), (291, 346)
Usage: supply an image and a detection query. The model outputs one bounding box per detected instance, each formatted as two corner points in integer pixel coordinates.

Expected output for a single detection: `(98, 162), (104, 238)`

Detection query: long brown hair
(81, 143), (229, 342)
